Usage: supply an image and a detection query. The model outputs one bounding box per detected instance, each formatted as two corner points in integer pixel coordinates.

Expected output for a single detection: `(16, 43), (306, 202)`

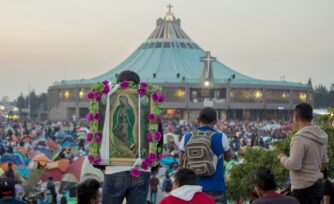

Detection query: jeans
(102, 171), (150, 204)
(150, 191), (157, 204)
(292, 179), (323, 204)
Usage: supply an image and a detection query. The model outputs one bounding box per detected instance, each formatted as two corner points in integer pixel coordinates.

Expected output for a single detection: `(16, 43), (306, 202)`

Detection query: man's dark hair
(295, 103), (313, 122)
(254, 167), (277, 191)
(8, 162), (12, 168)
(19, 141), (24, 147)
(174, 168), (197, 186)
(116, 70), (140, 85)
(77, 179), (100, 204)
(323, 168), (328, 179)
(0, 177), (15, 198)
(198, 107), (217, 124)
(48, 176), (53, 180)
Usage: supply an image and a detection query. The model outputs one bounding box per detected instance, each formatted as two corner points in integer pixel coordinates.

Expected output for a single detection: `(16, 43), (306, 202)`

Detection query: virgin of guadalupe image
(112, 95), (136, 150)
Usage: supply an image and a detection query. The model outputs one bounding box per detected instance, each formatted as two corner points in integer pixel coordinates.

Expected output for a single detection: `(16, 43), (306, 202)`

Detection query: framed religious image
(98, 88), (153, 166)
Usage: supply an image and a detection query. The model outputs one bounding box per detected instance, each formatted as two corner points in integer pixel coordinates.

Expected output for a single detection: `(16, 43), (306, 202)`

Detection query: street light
(204, 80), (210, 87)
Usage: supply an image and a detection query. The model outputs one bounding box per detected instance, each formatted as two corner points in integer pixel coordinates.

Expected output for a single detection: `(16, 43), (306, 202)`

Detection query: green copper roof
(60, 10), (306, 88)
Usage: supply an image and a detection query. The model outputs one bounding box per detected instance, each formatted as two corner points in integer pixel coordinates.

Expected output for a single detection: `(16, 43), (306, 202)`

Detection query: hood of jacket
(295, 126), (328, 145)
(170, 185), (203, 201)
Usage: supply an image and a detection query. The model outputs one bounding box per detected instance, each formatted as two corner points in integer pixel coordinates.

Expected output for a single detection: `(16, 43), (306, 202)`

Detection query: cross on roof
(200, 51), (216, 86)
(167, 3), (173, 13)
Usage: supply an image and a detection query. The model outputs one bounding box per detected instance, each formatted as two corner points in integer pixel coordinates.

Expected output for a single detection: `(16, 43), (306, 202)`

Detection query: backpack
(185, 130), (219, 176)
(164, 179), (173, 193)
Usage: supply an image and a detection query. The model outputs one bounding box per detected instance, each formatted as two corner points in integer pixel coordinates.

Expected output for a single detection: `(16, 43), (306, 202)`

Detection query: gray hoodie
(280, 126), (328, 190)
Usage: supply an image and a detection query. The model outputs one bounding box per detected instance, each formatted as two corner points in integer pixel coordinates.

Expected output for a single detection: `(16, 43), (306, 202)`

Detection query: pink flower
(158, 93), (165, 102)
(159, 154), (163, 161)
(88, 155), (94, 163)
(95, 92), (101, 102)
(139, 82), (148, 88)
(152, 92), (160, 102)
(87, 91), (95, 101)
(141, 161), (149, 170)
(120, 81), (129, 89)
(86, 133), (92, 143)
(146, 132), (153, 142)
(137, 88), (147, 95)
(94, 133), (102, 142)
(102, 80), (110, 86)
(86, 112), (94, 122)
(144, 157), (153, 165)
(157, 115), (163, 124)
(93, 157), (102, 165)
(102, 86), (110, 94)
(154, 131), (162, 141)
(130, 167), (141, 177)
(94, 112), (102, 121)
(148, 113), (155, 121)
(149, 153), (157, 162)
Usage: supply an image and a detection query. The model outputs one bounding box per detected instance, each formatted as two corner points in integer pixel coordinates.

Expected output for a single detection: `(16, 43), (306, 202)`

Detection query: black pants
(292, 180), (323, 204)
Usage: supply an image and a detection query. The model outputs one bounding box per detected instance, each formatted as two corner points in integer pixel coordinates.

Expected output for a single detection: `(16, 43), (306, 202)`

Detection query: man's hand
(277, 153), (286, 160)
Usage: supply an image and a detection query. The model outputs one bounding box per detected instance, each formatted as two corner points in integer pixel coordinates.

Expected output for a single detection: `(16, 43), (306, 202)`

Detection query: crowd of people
(0, 70), (332, 204)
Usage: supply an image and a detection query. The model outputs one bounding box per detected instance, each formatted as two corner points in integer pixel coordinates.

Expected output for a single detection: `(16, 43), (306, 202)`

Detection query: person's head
(77, 179), (100, 204)
(293, 103), (313, 129)
(174, 168), (197, 189)
(19, 141), (24, 147)
(8, 162), (12, 169)
(254, 167), (277, 197)
(197, 107), (217, 127)
(116, 70), (140, 85)
(48, 176), (53, 181)
(0, 177), (16, 198)
(119, 95), (128, 106)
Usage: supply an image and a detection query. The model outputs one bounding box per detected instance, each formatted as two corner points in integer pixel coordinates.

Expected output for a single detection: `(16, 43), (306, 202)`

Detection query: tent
(20, 135), (33, 143)
(66, 157), (104, 183)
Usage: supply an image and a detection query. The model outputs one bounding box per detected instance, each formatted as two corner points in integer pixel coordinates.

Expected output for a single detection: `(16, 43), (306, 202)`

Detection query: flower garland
(86, 80), (165, 177)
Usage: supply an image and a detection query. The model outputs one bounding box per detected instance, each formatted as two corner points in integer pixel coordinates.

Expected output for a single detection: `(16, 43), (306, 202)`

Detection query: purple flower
(148, 113), (155, 121)
(93, 157), (102, 165)
(120, 81), (129, 89)
(88, 155), (94, 163)
(157, 115), (163, 124)
(95, 92), (101, 102)
(154, 131), (162, 141)
(86, 133), (92, 142)
(130, 167), (141, 177)
(87, 91), (95, 101)
(86, 112), (94, 122)
(146, 132), (153, 142)
(144, 157), (153, 165)
(141, 161), (149, 170)
(94, 133), (102, 142)
(94, 112), (102, 121)
(139, 82), (148, 88)
(158, 93), (165, 102)
(152, 92), (160, 102)
(102, 80), (110, 86)
(102, 86), (110, 94)
(137, 88), (147, 95)
(149, 153), (157, 162)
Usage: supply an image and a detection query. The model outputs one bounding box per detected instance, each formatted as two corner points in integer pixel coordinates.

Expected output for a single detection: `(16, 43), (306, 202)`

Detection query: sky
(0, 0), (333, 100)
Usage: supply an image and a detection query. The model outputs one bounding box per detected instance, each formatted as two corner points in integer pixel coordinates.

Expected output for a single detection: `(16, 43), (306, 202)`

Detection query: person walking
(149, 171), (160, 204)
(179, 107), (231, 203)
(278, 103), (328, 204)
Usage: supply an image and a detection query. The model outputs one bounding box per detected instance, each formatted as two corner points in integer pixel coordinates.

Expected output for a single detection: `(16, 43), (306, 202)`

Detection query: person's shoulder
(160, 195), (178, 204)
(195, 192), (215, 204)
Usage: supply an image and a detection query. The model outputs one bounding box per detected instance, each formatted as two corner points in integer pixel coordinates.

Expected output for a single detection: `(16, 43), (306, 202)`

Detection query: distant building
(48, 6), (312, 121)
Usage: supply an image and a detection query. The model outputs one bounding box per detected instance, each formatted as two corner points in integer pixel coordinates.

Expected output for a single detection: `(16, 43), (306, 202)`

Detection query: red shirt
(160, 192), (215, 204)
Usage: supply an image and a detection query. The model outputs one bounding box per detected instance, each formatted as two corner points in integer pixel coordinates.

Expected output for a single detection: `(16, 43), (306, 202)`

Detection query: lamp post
(226, 74), (235, 120)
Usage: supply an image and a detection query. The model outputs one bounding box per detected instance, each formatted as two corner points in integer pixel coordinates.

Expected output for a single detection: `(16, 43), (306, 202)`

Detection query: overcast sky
(0, 0), (333, 100)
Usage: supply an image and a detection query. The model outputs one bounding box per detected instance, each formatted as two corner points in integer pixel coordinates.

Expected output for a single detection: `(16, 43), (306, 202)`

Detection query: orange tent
(32, 154), (50, 166)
